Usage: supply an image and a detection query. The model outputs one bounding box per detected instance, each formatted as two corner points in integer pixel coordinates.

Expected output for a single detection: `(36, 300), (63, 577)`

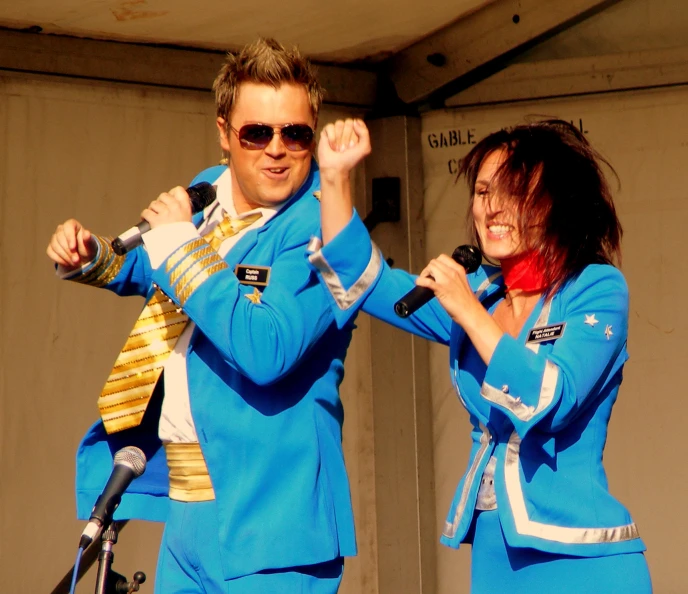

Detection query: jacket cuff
(143, 222), (200, 270)
(62, 235), (125, 288)
(307, 209), (382, 328)
(480, 334), (562, 436)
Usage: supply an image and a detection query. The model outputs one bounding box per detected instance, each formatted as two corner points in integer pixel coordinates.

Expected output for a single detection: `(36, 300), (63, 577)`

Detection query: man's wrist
(319, 168), (352, 187)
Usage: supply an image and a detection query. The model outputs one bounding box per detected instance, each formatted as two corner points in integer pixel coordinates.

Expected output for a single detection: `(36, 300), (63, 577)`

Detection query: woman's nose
(485, 200), (501, 216)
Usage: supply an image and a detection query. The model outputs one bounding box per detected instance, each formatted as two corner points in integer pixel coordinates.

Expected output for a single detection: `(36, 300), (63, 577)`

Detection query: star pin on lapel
(584, 314), (599, 327)
(604, 325), (613, 340)
(244, 288), (262, 305)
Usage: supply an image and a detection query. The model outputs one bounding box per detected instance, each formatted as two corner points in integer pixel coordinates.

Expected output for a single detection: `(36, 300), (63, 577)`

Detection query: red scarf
(501, 250), (547, 292)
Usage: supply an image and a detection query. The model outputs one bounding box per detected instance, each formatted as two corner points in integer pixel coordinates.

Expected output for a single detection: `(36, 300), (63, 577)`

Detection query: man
(47, 38), (357, 593)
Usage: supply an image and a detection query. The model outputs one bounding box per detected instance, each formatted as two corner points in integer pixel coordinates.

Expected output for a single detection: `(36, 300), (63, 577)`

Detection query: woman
(310, 118), (652, 592)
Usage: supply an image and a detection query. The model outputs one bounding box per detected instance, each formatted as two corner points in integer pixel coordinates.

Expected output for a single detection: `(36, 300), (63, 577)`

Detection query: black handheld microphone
(78, 446), (147, 549)
(111, 182), (217, 256)
(394, 245), (482, 318)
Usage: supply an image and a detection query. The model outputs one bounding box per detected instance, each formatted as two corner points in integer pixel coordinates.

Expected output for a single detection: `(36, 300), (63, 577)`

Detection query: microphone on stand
(111, 182), (217, 256)
(78, 446), (147, 549)
(394, 245), (482, 318)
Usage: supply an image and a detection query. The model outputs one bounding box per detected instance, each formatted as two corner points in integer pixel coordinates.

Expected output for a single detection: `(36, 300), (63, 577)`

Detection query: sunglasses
(229, 123), (314, 151)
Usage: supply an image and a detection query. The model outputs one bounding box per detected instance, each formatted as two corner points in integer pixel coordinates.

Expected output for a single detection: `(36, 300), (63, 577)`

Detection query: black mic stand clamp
(94, 522), (147, 594)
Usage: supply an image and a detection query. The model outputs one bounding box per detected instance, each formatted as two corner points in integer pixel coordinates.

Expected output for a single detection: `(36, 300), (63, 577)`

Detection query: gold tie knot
(205, 212), (262, 250)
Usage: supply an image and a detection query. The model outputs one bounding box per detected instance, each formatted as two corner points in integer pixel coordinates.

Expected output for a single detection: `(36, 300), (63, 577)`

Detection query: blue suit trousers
(155, 500), (344, 593)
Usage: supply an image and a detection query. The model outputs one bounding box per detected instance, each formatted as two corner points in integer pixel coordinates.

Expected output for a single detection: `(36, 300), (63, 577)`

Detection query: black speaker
(364, 176), (401, 231)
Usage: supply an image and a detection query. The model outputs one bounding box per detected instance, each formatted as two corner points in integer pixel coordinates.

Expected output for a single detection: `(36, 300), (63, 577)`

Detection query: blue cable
(69, 547), (84, 594)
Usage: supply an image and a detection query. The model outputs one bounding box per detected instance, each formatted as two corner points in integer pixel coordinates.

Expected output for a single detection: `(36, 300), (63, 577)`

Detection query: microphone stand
(49, 520), (146, 594)
(94, 522), (118, 594)
(94, 522), (146, 594)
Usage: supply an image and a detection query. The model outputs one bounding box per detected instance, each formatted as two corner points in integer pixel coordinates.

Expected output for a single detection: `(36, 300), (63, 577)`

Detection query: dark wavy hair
(457, 119), (622, 295)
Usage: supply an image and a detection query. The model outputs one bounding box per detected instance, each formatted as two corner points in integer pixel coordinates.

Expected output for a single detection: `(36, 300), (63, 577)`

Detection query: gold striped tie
(98, 211), (262, 434)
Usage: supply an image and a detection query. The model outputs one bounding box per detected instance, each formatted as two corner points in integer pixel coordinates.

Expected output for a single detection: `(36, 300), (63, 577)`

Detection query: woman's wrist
(458, 300), (503, 364)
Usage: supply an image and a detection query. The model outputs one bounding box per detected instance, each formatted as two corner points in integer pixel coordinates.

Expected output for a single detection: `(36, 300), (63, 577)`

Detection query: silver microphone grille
(113, 446), (147, 477)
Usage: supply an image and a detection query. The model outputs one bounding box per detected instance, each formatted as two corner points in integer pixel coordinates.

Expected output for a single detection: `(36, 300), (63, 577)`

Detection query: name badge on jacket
(526, 323), (566, 344)
(235, 265), (270, 287)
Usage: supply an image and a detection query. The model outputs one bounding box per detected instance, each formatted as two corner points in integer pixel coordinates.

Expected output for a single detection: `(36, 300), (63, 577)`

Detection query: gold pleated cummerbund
(164, 442), (216, 502)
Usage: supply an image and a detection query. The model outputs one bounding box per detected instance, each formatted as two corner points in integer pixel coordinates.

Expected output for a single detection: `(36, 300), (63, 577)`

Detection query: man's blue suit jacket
(74, 162), (357, 580)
